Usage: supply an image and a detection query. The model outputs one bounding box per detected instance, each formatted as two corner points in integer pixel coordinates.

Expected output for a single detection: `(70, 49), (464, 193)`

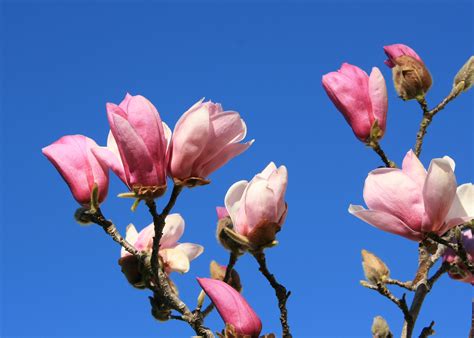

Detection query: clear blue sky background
(1, 0), (472, 337)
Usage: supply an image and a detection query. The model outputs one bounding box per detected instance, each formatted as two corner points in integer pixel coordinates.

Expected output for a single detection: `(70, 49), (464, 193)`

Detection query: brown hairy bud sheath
(371, 316), (392, 338)
(391, 55), (432, 100)
(216, 216), (246, 253)
(210, 260), (242, 292)
(118, 255), (146, 289)
(361, 249), (390, 284)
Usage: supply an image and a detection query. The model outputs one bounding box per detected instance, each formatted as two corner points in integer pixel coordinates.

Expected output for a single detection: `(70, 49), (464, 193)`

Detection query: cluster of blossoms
(323, 44), (474, 287)
(43, 42), (473, 337)
(43, 93), (288, 337)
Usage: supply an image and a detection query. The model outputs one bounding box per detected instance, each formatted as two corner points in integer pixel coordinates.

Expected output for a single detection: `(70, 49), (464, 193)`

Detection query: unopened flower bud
(453, 56), (474, 93)
(361, 250), (390, 284)
(384, 44), (432, 100)
(210, 260), (242, 292)
(74, 207), (93, 225)
(371, 316), (392, 338)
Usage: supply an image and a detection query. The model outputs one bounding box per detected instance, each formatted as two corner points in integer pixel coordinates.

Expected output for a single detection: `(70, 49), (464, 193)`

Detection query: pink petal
(383, 44), (423, 68)
(197, 278), (262, 337)
(266, 165), (288, 219)
(108, 112), (158, 187)
(160, 214), (185, 249)
(216, 206), (230, 220)
(322, 63), (372, 141)
(42, 135), (108, 205)
(422, 158), (457, 233)
(122, 95), (167, 181)
(134, 223), (155, 252)
(368, 67), (388, 134)
(170, 101), (210, 179)
(363, 168), (424, 231)
(199, 140), (254, 178)
(401, 150), (427, 190)
(258, 162), (277, 180)
(193, 111), (247, 171)
(349, 205), (422, 241)
(91, 146), (127, 186)
(244, 178), (278, 232)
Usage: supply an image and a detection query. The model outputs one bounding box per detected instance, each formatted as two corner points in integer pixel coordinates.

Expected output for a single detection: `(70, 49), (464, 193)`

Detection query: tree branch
(252, 250), (292, 338)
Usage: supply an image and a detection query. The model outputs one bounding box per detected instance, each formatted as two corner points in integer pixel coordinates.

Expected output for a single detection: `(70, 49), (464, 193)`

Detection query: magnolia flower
(42, 135), (109, 206)
(197, 278), (262, 337)
(350, 150), (473, 241)
(169, 99), (253, 186)
(119, 214), (203, 287)
(322, 63), (388, 142)
(384, 44), (432, 100)
(443, 229), (474, 284)
(92, 93), (171, 198)
(224, 162), (288, 246)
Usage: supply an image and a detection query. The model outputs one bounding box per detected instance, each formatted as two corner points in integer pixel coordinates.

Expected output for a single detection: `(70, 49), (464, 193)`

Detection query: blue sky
(1, 0), (472, 337)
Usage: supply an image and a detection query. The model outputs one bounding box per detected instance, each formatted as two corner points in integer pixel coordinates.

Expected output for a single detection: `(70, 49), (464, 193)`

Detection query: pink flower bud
(443, 230), (474, 284)
(350, 150), (473, 241)
(92, 93), (170, 199)
(197, 278), (262, 337)
(384, 44), (432, 100)
(169, 99), (254, 187)
(322, 63), (388, 142)
(42, 135), (109, 206)
(225, 162), (288, 247)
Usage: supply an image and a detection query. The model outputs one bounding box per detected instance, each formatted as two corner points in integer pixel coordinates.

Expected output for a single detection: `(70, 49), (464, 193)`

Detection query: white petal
(161, 214), (185, 248)
(121, 224), (138, 257)
(446, 183), (474, 220)
(224, 180), (248, 225)
(160, 248), (190, 274)
(175, 243), (204, 261)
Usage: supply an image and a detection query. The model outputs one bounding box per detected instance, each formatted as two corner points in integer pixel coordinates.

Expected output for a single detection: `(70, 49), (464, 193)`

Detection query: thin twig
(252, 250), (292, 338)
(360, 281), (411, 321)
(385, 278), (415, 291)
(367, 140), (397, 168)
(419, 321), (435, 338)
(414, 90), (462, 157)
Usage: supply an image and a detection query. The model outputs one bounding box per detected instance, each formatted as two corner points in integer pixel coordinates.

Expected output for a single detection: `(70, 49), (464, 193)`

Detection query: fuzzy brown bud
(361, 250), (390, 284)
(391, 55), (432, 100)
(118, 255), (146, 289)
(371, 316), (393, 338)
(210, 260), (242, 292)
(453, 56), (474, 93)
(216, 216), (247, 254)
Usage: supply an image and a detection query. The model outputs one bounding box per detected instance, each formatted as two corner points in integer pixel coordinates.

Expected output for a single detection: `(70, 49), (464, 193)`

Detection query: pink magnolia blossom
(42, 135), (109, 206)
(443, 229), (474, 285)
(224, 162), (288, 246)
(197, 278), (262, 337)
(383, 44), (423, 68)
(169, 99), (253, 185)
(322, 63), (388, 141)
(350, 150), (474, 241)
(92, 93), (171, 197)
(120, 214), (203, 275)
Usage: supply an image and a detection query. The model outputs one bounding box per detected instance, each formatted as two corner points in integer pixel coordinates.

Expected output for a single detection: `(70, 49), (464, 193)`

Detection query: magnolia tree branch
(252, 250), (292, 338)
(360, 281), (411, 321)
(143, 186), (214, 338)
(414, 87), (462, 157)
(367, 140), (397, 168)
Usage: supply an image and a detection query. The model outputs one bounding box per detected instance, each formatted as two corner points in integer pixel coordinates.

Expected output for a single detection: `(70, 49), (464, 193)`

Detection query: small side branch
(419, 321), (435, 338)
(360, 281), (411, 322)
(252, 250), (292, 338)
(367, 140), (397, 168)
(414, 90), (461, 157)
